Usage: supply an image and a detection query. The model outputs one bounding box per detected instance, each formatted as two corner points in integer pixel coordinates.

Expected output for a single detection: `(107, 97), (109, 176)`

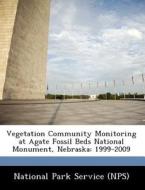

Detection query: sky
(47, 0), (145, 94)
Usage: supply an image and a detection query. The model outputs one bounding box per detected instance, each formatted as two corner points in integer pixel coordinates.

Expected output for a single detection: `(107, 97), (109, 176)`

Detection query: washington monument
(0, 0), (50, 100)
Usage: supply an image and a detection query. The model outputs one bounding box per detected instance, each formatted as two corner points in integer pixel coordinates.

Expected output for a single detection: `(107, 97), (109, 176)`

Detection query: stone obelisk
(0, 0), (50, 100)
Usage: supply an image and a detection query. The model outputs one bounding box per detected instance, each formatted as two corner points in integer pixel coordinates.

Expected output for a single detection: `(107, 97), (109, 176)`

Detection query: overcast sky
(47, 0), (145, 94)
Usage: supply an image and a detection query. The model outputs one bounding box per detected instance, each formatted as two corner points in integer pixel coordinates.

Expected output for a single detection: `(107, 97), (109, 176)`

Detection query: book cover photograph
(0, 0), (145, 186)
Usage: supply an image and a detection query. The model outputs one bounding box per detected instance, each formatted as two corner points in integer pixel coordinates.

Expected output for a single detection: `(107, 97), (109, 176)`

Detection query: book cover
(0, 0), (144, 186)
